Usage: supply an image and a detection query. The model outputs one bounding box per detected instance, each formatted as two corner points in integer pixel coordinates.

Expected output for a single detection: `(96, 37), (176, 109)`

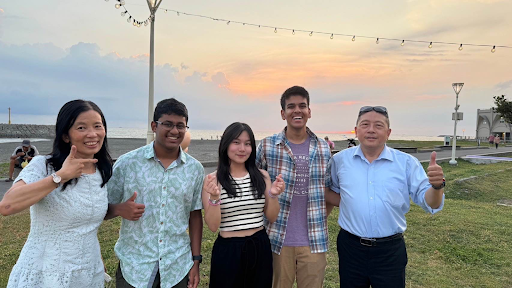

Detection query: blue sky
(1, 0), (511, 136)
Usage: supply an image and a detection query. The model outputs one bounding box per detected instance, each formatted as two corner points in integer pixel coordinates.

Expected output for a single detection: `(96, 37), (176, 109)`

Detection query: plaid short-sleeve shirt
(256, 127), (331, 254)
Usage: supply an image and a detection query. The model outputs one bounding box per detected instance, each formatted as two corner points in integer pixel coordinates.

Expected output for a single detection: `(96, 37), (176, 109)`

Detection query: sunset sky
(1, 0), (511, 136)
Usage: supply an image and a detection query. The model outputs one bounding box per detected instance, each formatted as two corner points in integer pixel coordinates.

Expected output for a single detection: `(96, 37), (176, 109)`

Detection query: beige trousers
(272, 246), (327, 288)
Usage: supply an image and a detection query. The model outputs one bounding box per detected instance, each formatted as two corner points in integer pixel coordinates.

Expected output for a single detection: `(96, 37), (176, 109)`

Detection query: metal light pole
(146, 0), (163, 144)
(8, 107), (11, 124)
(449, 83), (464, 165)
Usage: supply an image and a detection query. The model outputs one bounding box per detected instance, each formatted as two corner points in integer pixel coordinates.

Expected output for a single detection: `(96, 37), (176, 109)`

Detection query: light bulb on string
(115, 3), (121, 9)
(120, 0), (125, 4)
(330, 34), (334, 39)
(144, 20), (148, 26)
(177, 12), (180, 16)
(491, 46), (496, 53)
(376, 38), (379, 44)
(121, 11), (127, 16)
(309, 31), (313, 36)
(429, 42), (432, 48)
(137, 22), (141, 27)
(459, 44), (463, 51)
(133, 20), (137, 26)
(227, 21), (230, 25)
(105, 0), (109, 2)
(292, 30), (295, 35)
(401, 40), (405, 46)
(352, 35), (356, 41)
(127, 16), (132, 23)
(274, 28), (277, 33)
(164, 9), (167, 13)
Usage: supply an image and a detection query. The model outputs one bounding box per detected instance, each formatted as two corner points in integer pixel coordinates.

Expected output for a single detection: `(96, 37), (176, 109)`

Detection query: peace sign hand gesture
(59, 145), (98, 183)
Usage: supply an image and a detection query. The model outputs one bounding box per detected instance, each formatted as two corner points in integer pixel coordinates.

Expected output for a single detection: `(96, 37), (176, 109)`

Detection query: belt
(341, 228), (403, 247)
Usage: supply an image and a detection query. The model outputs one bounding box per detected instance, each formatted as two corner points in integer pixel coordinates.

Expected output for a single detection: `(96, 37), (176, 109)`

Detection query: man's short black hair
(280, 86), (310, 110)
(153, 98), (188, 123)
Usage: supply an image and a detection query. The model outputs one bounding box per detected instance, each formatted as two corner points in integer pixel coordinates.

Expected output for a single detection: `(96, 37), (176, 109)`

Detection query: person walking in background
(105, 98), (204, 288)
(0, 100), (113, 287)
(256, 86), (332, 288)
(494, 135), (501, 149)
(5, 139), (39, 182)
(489, 134), (495, 147)
(203, 122), (284, 288)
(325, 106), (445, 288)
(324, 136), (335, 150)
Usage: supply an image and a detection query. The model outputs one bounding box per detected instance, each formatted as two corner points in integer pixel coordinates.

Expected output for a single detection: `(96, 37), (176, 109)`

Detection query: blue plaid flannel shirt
(256, 127), (331, 254)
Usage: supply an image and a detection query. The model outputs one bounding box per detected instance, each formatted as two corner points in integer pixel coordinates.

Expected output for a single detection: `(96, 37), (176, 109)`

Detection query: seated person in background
(6, 140), (39, 182)
(324, 136), (335, 150)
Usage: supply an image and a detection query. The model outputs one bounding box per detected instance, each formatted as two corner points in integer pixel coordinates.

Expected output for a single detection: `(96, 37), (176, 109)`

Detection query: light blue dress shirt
(327, 145), (444, 238)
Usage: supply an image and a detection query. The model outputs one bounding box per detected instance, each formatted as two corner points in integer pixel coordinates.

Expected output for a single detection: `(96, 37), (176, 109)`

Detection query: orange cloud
(0, 8), (4, 13)
(415, 94), (449, 100)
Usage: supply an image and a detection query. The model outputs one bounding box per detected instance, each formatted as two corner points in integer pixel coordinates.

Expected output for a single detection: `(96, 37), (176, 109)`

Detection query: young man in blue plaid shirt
(256, 86), (333, 288)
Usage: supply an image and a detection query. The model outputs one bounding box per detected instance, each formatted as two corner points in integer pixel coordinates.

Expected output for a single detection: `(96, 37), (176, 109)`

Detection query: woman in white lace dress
(0, 100), (113, 288)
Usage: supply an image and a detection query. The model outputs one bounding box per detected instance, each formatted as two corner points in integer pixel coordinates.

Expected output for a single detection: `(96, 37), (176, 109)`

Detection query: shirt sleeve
(408, 157), (444, 214)
(190, 163), (205, 211)
(326, 157), (341, 194)
(12, 147), (19, 157)
(255, 141), (267, 170)
(15, 155), (48, 185)
(32, 146), (39, 156)
(107, 156), (126, 204)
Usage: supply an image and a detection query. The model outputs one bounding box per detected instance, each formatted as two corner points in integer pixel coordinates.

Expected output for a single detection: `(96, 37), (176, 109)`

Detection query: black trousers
(209, 228), (273, 288)
(337, 229), (407, 288)
(116, 262), (189, 288)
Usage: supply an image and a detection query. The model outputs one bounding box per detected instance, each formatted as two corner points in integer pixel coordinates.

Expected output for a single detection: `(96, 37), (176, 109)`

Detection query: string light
(105, 2), (512, 52)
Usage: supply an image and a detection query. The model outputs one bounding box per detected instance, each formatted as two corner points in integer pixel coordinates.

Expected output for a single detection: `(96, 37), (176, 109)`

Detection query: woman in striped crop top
(202, 122), (284, 288)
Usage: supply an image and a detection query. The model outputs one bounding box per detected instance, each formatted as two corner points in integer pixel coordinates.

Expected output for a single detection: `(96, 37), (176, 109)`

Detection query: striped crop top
(219, 173), (266, 232)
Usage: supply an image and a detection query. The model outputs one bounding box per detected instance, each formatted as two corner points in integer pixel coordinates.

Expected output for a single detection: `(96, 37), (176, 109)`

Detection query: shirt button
(160, 222), (163, 225)
(160, 258), (162, 261)
(162, 204), (165, 207)
(159, 240), (162, 243)
(370, 197), (373, 200)
(163, 186), (166, 190)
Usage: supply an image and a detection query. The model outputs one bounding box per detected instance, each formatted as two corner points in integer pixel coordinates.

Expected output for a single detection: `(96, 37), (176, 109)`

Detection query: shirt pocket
(382, 179), (407, 209)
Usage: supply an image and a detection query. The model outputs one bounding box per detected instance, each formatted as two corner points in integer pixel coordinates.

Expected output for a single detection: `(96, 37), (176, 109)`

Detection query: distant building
(476, 108), (511, 141)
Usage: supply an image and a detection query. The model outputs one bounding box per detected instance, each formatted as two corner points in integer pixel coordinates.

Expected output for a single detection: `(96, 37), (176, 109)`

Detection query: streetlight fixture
(449, 83), (464, 165)
(145, 0), (163, 144)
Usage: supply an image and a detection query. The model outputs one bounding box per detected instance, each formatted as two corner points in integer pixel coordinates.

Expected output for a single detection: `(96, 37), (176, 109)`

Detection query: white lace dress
(7, 156), (107, 288)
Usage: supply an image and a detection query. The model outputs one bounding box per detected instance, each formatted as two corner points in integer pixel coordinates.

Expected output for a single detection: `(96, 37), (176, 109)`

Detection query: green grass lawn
(1, 160), (512, 287)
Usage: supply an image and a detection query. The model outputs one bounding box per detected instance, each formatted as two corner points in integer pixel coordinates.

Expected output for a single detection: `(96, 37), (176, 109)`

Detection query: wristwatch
(51, 173), (62, 187)
(192, 255), (202, 264)
(431, 178), (446, 190)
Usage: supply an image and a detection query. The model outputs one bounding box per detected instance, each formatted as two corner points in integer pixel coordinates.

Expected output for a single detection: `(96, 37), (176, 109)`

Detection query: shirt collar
(276, 126), (318, 146)
(143, 142), (187, 164)
(353, 144), (394, 162)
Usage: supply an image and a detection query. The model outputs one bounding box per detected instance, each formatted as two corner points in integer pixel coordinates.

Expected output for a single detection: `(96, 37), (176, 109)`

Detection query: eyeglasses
(358, 106), (388, 117)
(155, 121), (189, 132)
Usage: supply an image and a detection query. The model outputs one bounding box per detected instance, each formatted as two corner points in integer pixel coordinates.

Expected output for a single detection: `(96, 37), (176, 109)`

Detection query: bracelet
(267, 190), (278, 199)
(208, 197), (221, 206)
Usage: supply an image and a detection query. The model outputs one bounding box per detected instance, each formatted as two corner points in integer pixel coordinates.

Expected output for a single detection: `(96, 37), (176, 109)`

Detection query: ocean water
(0, 128), (444, 143)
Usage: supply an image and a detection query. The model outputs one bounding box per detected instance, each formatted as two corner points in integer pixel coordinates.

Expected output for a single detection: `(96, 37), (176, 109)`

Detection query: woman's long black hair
(216, 122), (266, 198)
(47, 100), (113, 190)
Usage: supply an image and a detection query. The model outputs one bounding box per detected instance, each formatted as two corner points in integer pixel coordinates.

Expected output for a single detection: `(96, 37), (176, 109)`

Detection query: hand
(204, 174), (220, 200)
(118, 192), (145, 221)
(17, 152), (26, 157)
(187, 263), (200, 288)
(427, 152), (444, 188)
(58, 145), (98, 182)
(269, 174), (285, 197)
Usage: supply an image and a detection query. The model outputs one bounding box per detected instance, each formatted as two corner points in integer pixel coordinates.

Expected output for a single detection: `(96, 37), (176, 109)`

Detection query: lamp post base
(449, 159), (458, 165)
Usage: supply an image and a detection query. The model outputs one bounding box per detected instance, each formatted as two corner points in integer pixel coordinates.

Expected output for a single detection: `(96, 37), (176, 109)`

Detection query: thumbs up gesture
(427, 151), (444, 188)
(204, 174), (221, 200)
(118, 191), (145, 221)
(59, 145), (98, 182)
(269, 174), (285, 198)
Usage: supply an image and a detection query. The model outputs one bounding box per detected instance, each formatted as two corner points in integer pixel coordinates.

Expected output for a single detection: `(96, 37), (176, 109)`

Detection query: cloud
(211, 72), (230, 88)
(494, 80), (512, 91)
(180, 62), (189, 70)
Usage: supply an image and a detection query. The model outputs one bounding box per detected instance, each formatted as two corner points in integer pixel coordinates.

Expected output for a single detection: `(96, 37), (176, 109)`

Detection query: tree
(493, 95), (512, 124)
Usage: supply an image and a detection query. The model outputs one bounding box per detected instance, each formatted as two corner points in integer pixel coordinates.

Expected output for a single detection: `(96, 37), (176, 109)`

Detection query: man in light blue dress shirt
(325, 106), (445, 288)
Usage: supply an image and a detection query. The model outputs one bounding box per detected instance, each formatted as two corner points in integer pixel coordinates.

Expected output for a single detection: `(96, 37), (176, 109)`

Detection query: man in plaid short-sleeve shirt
(256, 86), (333, 288)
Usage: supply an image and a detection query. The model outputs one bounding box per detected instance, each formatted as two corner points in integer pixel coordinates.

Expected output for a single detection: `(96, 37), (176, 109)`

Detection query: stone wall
(0, 124), (55, 138)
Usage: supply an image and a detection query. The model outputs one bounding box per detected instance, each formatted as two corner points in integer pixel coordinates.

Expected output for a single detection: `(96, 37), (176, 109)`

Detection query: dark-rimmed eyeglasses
(358, 106), (388, 117)
(155, 121), (189, 132)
